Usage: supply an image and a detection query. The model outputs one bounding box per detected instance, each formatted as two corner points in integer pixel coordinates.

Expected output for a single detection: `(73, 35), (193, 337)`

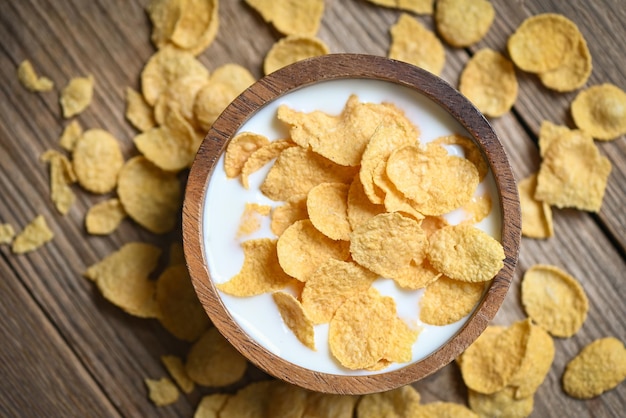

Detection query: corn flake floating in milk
(72, 129), (124, 194)
(571, 83), (626, 140)
(420, 276), (487, 326)
(263, 35), (329, 75)
(389, 13), (445, 76)
(245, 0), (324, 36)
(272, 291), (316, 350)
(270, 194), (308, 236)
(435, 0), (494, 47)
(241, 139), (295, 189)
(17, 60), (54, 92)
(237, 202), (271, 237)
(346, 175), (385, 230)
(11, 215), (54, 254)
(85, 198), (127, 235)
(60, 75), (94, 118)
(306, 182), (351, 241)
(224, 132), (270, 178)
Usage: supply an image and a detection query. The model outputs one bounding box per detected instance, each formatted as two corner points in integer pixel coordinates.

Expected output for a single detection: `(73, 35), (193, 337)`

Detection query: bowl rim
(182, 53), (521, 395)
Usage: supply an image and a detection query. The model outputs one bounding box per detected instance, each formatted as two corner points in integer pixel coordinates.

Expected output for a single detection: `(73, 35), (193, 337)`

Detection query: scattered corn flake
(60, 74), (94, 118)
(161, 354), (195, 394)
(272, 291), (316, 350)
(141, 45), (209, 106)
(157, 264), (211, 341)
(58, 120), (83, 152)
(125, 87), (156, 132)
(303, 392), (359, 418)
(459, 48), (518, 118)
(0, 223), (15, 245)
(538, 119), (572, 158)
(420, 276), (487, 326)
(17, 60), (54, 92)
(245, 0), (324, 36)
(169, 0), (219, 54)
(571, 83), (626, 140)
(218, 238), (294, 296)
(220, 381), (277, 418)
(85, 198), (127, 235)
(350, 212), (427, 281)
(563, 337), (626, 399)
(347, 174), (385, 230)
(534, 129), (611, 212)
(435, 0), (494, 47)
(154, 74), (208, 128)
(428, 224), (504, 283)
(389, 13), (445, 76)
(365, 0), (433, 14)
(260, 146), (358, 201)
(41, 149), (77, 215)
(241, 139), (295, 189)
(468, 387), (534, 418)
(357, 385), (421, 418)
(72, 129), (124, 194)
(301, 259), (377, 324)
(507, 13), (581, 73)
(117, 156), (182, 234)
(145, 377), (179, 407)
(539, 36), (592, 92)
(146, 0), (185, 49)
(277, 219), (350, 281)
(508, 322), (554, 399)
(237, 202), (271, 237)
(413, 401), (479, 418)
(185, 327), (248, 387)
(224, 132), (270, 178)
(11, 215), (54, 254)
(521, 264), (588, 338)
(306, 182), (351, 241)
(386, 144), (479, 216)
(460, 320), (529, 394)
(84, 242), (161, 282)
(264, 35), (329, 75)
(194, 393), (230, 418)
(194, 63), (256, 131)
(267, 381), (309, 418)
(518, 174), (553, 239)
(270, 194), (308, 236)
(96, 262), (160, 318)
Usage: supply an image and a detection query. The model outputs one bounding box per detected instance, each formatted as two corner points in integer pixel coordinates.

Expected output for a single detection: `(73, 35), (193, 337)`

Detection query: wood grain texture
(0, 0), (624, 416)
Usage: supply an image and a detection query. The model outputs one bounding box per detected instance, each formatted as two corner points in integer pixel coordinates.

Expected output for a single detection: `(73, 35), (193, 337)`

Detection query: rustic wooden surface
(0, 0), (624, 416)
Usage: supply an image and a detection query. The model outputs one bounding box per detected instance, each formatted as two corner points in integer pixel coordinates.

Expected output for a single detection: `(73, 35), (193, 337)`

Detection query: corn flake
(194, 393), (230, 418)
(267, 382), (309, 418)
(539, 36), (592, 92)
(161, 355), (195, 394)
(241, 139), (295, 189)
(270, 194), (308, 236)
(58, 120), (83, 152)
(170, 0), (219, 54)
(72, 129), (124, 194)
(17, 60), (54, 92)
(146, 0), (184, 49)
(145, 377), (179, 407)
(356, 385), (421, 418)
(41, 149), (76, 215)
(125, 87), (156, 132)
(389, 13), (445, 76)
(0, 223), (15, 245)
(538, 120), (572, 158)
(435, 0), (494, 47)
(224, 132), (270, 178)
(420, 276), (486, 326)
(413, 402), (479, 418)
(264, 35), (329, 75)
(237, 202), (271, 237)
(272, 291), (316, 350)
(508, 322), (554, 399)
(84, 242), (161, 282)
(219, 381), (274, 418)
(571, 83), (626, 140)
(306, 182), (351, 241)
(60, 75), (94, 118)
(518, 174), (553, 239)
(365, 0), (433, 14)
(11, 215), (54, 254)
(245, 0), (324, 36)
(154, 74), (208, 128)
(85, 198), (127, 235)
(468, 387), (534, 418)
(302, 392), (358, 417)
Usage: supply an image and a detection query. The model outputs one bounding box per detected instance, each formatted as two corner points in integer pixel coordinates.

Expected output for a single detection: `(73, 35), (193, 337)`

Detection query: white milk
(202, 79), (502, 375)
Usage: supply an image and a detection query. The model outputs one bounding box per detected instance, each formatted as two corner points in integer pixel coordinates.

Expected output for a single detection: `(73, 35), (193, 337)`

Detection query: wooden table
(1, 0), (624, 416)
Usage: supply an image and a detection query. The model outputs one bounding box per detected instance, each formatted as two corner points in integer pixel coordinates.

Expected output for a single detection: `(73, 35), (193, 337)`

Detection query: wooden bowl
(183, 54), (521, 395)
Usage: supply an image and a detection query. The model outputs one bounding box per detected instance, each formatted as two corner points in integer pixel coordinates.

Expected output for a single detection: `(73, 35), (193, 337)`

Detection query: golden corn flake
(272, 291), (316, 350)
(518, 174), (553, 239)
(468, 387), (534, 418)
(193, 63), (256, 131)
(301, 259), (377, 324)
(154, 74), (208, 128)
(264, 35), (329, 75)
(245, 0), (324, 36)
(41, 149), (77, 215)
(169, 0), (219, 54)
(156, 264), (211, 341)
(459, 48), (518, 118)
(384, 316), (420, 364)
(302, 392), (359, 418)
(135, 103), (199, 172)
(146, 0), (184, 48)
(161, 355), (195, 394)
(241, 139), (295, 189)
(267, 381), (309, 418)
(185, 327), (248, 387)
(460, 320), (529, 394)
(420, 276), (486, 326)
(270, 194), (308, 236)
(60, 74), (94, 118)
(347, 174), (385, 230)
(461, 193), (492, 225)
(218, 238), (294, 296)
(376, 167), (427, 223)
(72, 129), (124, 194)
(0, 223), (15, 245)
(277, 219), (350, 281)
(539, 36), (592, 92)
(84, 242), (161, 283)
(350, 212), (427, 280)
(11, 215), (54, 254)
(117, 156), (182, 234)
(224, 132), (270, 178)
(85, 198), (127, 235)
(357, 385), (421, 418)
(260, 146), (358, 201)
(538, 119), (572, 158)
(360, 121), (419, 205)
(392, 259), (441, 290)
(219, 381), (274, 418)
(125, 87), (156, 132)
(420, 215), (449, 237)
(508, 322), (554, 399)
(365, 0), (433, 14)
(535, 129), (611, 212)
(237, 202), (271, 237)
(435, 0), (494, 47)
(58, 120), (83, 152)
(386, 144), (479, 216)
(141, 45), (209, 106)
(521, 264), (588, 338)
(563, 337), (626, 399)
(413, 402), (479, 418)
(507, 13), (581, 73)
(389, 13), (445, 76)
(145, 377), (179, 407)
(571, 83), (626, 140)
(17, 60), (54, 92)
(433, 134), (488, 181)
(194, 393), (230, 418)
(306, 182), (351, 241)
